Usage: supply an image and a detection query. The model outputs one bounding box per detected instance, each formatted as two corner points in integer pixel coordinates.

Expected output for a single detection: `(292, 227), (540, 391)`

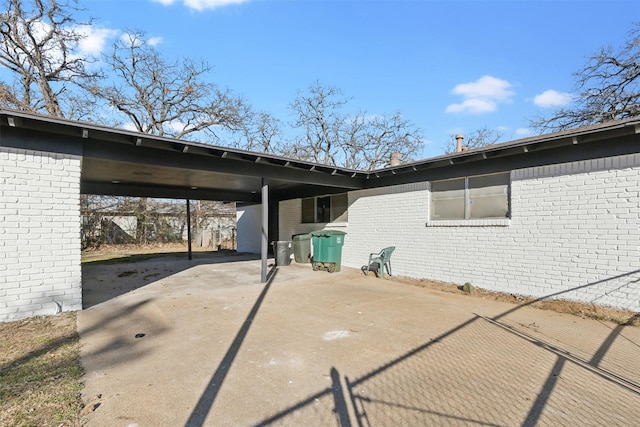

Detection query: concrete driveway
(78, 253), (640, 426)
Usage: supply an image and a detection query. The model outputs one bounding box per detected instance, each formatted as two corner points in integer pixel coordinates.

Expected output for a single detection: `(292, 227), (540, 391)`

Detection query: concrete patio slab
(78, 254), (640, 426)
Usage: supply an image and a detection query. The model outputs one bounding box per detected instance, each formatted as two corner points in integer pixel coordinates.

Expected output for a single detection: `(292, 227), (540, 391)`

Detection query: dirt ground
(81, 242), (223, 262)
(392, 276), (640, 327)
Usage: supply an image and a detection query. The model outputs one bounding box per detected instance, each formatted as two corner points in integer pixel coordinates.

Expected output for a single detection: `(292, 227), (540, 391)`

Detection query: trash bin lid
(310, 230), (347, 237)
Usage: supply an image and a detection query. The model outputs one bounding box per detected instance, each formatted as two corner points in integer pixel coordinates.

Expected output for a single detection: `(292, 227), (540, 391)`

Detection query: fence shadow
(253, 270), (640, 426)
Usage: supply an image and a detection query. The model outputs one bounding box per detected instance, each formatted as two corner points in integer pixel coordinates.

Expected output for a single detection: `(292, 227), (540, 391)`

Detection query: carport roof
(0, 109), (369, 202)
(2, 109), (640, 202)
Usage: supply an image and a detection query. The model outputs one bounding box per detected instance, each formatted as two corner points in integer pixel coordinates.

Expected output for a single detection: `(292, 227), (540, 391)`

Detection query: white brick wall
(279, 154), (640, 311)
(236, 205), (262, 254)
(278, 199), (336, 241)
(0, 147), (82, 322)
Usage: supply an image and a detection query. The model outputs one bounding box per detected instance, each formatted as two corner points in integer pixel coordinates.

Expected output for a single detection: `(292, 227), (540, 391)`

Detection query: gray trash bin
(292, 233), (311, 263)
(273, 240), (292, 266)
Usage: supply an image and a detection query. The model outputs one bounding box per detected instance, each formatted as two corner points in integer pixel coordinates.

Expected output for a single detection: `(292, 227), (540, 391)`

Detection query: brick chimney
(455, 134), (465, 152)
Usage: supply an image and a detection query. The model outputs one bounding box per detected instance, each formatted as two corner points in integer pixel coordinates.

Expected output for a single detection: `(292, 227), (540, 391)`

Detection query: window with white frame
(430, 172), (510, 220)
(301, 193), (348, 223)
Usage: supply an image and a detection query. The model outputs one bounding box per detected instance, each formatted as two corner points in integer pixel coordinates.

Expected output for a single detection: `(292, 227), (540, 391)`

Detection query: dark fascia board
(0, 109), (368, 183)
(369, 118), (640, 180)
(367, 127), (640, 189)
(81, 181), (262, 203)
(5, 108), (640, 188)
(271, 184), (355, 201)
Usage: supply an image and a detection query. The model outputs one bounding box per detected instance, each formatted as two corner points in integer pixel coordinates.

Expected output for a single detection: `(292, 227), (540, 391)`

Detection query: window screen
(331, 193), (348, 222)
(431, 178), (465, 220)
(468, 173), (510, 219)
(431, 173), (510, 220)
(316, 196), (331, 223)
(301, 198), (315, 223)
(301, 193), (349, 223)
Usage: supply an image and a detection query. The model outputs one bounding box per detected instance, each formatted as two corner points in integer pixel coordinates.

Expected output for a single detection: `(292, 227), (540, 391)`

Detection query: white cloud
(76, 25), (118, 57)
(533, 89), (573, 108)
(446, 75), (515, 115)
(148, 36), (163, 47)
(186, 0), (249, 10)
(515, 128), (531, 136)
(452, 75), (514, 101)
(446, 98), (497, 114)
(121, 121), (184, 134)
(167, 121), (187, 134)
(121, 122), (138, 132)
(153, 0), (250, 11)
(25, 22), (116, 67)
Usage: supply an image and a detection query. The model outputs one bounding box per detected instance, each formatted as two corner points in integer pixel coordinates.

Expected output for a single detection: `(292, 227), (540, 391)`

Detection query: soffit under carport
(0, 109), (368, 202)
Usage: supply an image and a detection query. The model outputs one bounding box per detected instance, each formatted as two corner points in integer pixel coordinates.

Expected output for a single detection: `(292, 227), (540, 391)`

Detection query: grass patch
(0, 312), (84, 427)
(82, 251), (188, 265)
(80, 242), (219, 264)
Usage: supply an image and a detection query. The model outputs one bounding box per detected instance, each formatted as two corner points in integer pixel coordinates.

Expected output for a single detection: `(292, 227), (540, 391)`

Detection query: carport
(0, 110), (368, 283)
(6, 109), (640, 322)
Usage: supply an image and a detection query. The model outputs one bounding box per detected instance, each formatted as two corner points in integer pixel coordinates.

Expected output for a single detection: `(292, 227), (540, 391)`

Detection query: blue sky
(77, 0), (637, 159)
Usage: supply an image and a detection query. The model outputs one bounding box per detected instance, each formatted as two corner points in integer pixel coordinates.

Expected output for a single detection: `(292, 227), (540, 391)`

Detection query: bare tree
(82, 31), (253, 248)
(343, 112), (423, 170)
(443, 126), (503, 154)
(88, 31), (250, 141)
(530, 22), (640, 132)
(288, 81), (347, 164)
(231, 111), (283, 153)
(287, 81), (424, 170)
(0, 0), (97, 117)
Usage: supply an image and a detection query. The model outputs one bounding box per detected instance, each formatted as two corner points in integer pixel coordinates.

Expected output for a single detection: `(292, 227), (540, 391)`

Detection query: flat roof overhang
(2, 109), (640, 200)
(361, 119), (640, 188)
(0, 110), (368, 202)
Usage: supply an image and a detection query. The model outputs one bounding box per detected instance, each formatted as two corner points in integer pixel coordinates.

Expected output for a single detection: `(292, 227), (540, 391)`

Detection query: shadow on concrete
(82, 252), (261, 308)
(253, 367), (353, 427)
(184, 267), (279, 427)
(253, 270), (640, 426)
(482, 314), (640, 427)
(592, 312), (640, 365)
(77, 298), (170, 372)
(488, 269), (640, 426)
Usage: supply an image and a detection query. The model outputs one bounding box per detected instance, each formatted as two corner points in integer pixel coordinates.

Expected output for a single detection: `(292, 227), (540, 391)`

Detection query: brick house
(274, 124), (640, 313)
(1, 110), (640, 321)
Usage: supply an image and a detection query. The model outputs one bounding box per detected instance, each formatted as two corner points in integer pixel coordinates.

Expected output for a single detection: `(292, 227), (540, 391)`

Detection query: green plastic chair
(363, 246), (395, 278)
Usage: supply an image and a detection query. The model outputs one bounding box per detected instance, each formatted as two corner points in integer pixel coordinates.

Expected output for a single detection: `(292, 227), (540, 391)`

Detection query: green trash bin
(292, 233), (311, 263)
(310, 230), (346, 273)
